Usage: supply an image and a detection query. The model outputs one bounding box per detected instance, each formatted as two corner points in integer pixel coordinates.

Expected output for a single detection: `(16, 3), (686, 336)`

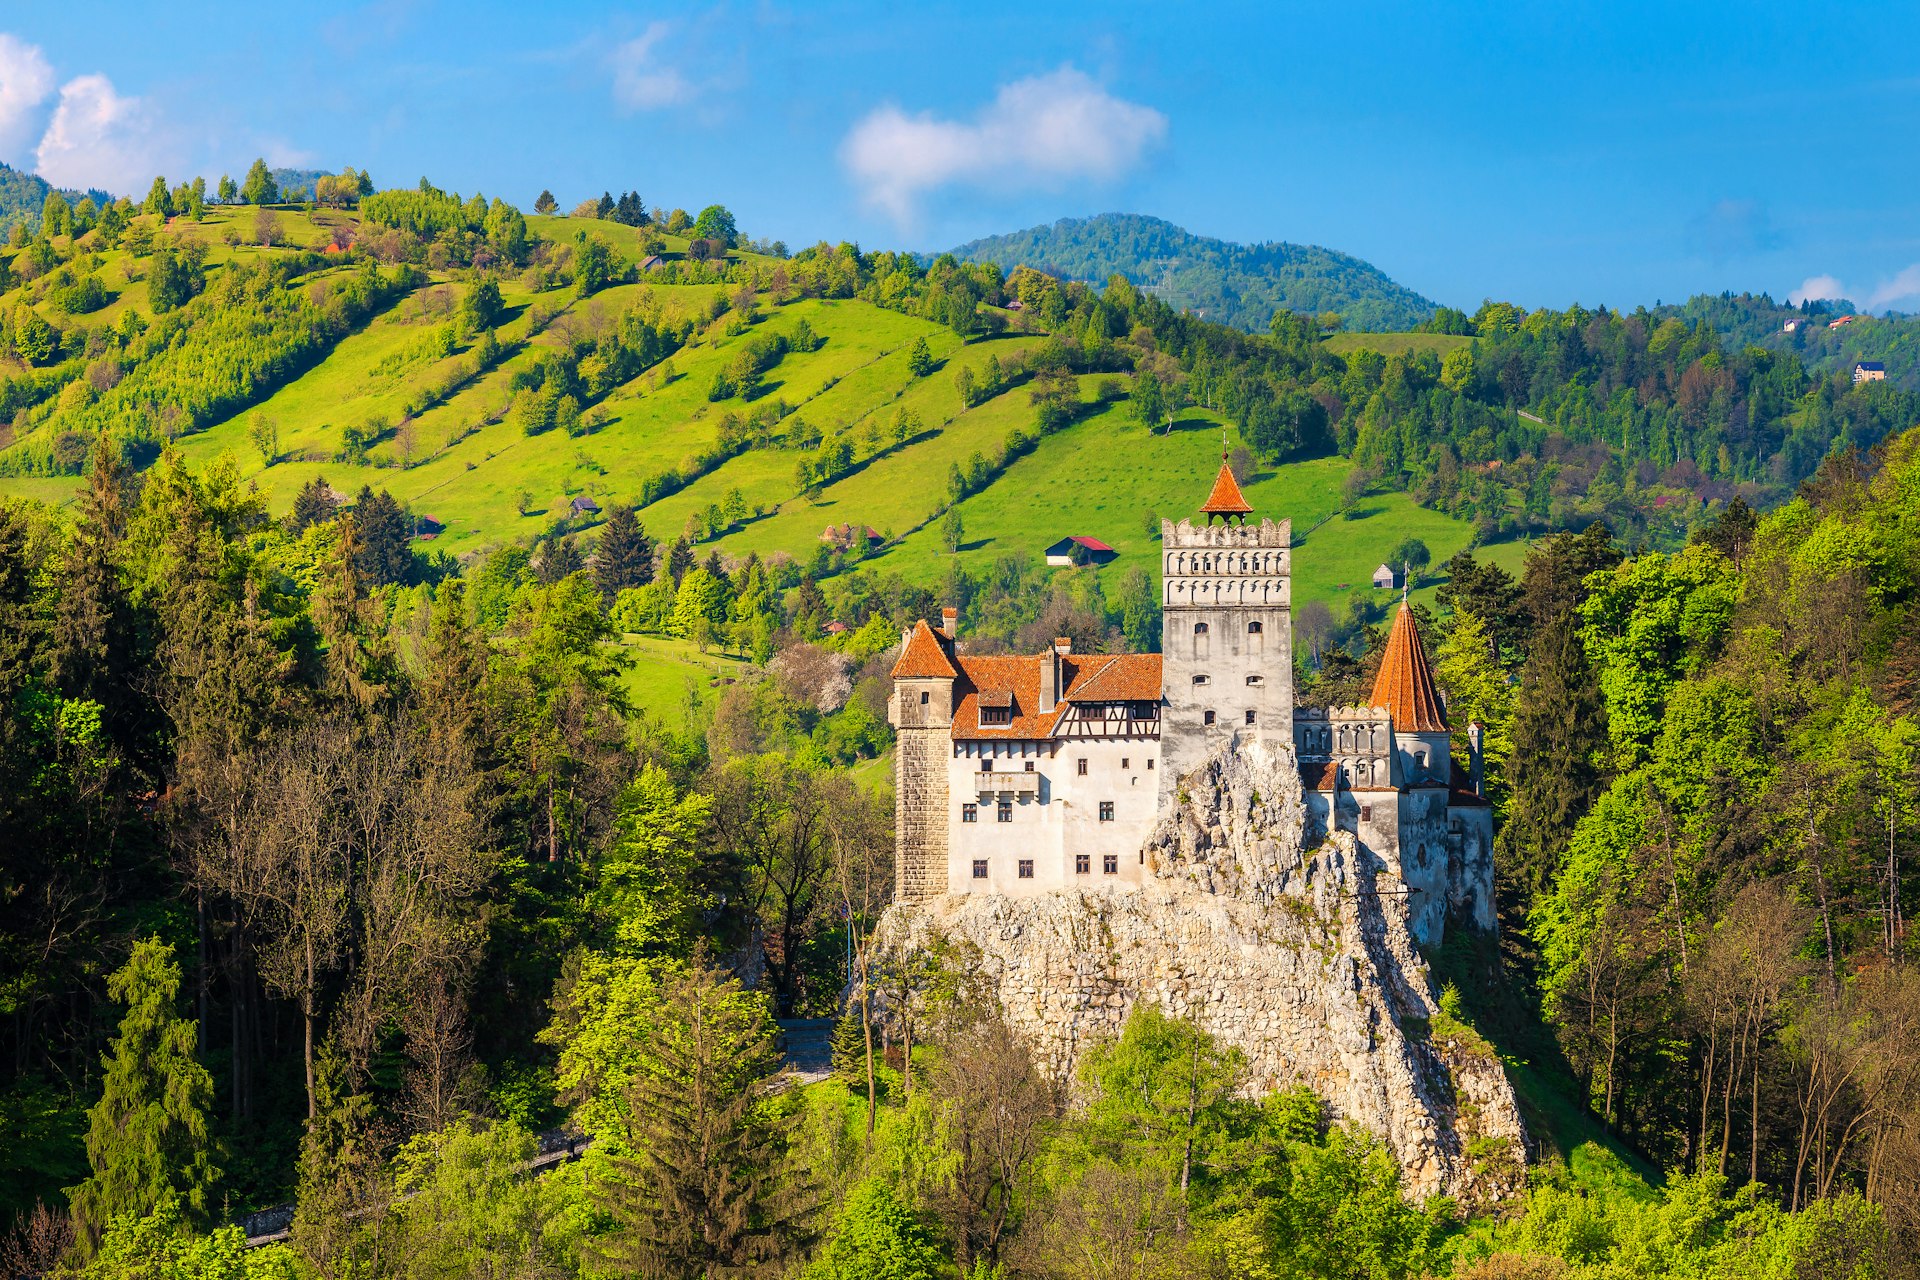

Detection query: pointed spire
(1199, 459), (1253, 524)
(1369, 604), (1447, 732)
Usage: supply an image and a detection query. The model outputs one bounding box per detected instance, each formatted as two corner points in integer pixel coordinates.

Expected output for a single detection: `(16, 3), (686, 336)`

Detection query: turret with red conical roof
(1199, 455), (1253, 525)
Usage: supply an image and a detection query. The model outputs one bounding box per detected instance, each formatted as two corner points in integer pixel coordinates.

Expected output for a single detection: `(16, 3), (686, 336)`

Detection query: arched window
(1193, 622), (1209, 635)
(1248, 621), (1263, 634)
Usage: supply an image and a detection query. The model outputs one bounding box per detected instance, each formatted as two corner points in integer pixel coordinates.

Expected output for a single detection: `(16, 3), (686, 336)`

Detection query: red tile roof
(891, 620), (959, 680)
(1199, 461), (1253, 517)
(1066, 535), (1115, 552)
(951, 652), (1162, 739)
(1370, 605), (1447, 732)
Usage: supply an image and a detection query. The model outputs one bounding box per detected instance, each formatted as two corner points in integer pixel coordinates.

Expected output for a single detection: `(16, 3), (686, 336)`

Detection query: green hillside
(951, 212), (1438, 332)
(0, 201), (1499, 627)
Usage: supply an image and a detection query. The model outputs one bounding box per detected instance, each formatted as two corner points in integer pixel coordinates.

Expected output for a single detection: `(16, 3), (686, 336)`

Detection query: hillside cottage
(1783, 317), (1807, 333)
(821, 523), (883, 551)
(1044, 535), (1118, 567)
(1829, 314), (1857, 330)
(1854, 361), (1888, 384)
(569, 495), (601, 516)
(1372, 563), (1398, 589)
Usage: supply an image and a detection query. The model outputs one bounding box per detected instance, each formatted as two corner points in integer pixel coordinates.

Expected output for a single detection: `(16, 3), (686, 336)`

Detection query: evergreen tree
(1497, 612), (1610, 899)
(666, 536), (694, 585)
(290, 1048), (384, 1277)
(587, 959), (813, 1277)
(906, 336), (934, 378)
(420, 579), (495, 774)
(534, 189), (557, 214)
(66, 939), (219, 1252)
(142, 176), (174, 220)
(51, 437), (144, 762)
(290, 475), (338, 532)
(594, 505), (655, 601)
(350, 486), (414, 587)
(595, 191), (614, 219)
(241, 158), (278, 206)
(536, 534), (584, 584)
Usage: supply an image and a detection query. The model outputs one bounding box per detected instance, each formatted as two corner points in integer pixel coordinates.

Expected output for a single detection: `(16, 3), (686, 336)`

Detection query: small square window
(1018, 859), (1034, 879)
(1204, 710), (1216, 726)
(980, 759), (993, 772)
(997, 802), (1013, 822)
(1146, 759), (1154, 770)
(1121, 757), (1129, 769)
(972, 859), (989, 879)
(1099, 801), (1115, 822)
(1077, 758), (1088, 775)
(1075, 854), (1090, 874)
(919, 690), (929, 705)
(1103, 854), (1119, 875)
(1246, 710), (1257, 726)
(1360, 804), (1373, 822)
(962, 804), (977, 823)
(1024, 760), (1035, 772)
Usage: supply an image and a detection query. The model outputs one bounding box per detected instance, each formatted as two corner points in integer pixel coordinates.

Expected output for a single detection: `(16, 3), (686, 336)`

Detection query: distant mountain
(950, 213), (1437, 333)
(0, 163), (111, 231)
(269, 168), (336, 198)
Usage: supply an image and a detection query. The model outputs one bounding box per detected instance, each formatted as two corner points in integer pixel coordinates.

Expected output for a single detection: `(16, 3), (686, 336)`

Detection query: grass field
(611, 634), (749, 728)
(1323, 332), (1473, 359)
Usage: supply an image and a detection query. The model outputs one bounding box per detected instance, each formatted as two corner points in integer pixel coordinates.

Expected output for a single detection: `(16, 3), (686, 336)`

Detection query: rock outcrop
(874, 735), (1526, 1206)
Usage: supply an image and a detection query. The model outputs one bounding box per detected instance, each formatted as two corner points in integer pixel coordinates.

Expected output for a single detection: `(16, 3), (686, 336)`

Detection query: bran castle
(888, 461), (1496, 947)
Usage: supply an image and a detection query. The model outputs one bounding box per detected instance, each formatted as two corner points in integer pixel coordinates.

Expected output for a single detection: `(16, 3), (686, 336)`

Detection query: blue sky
(4, 1), (1919, 313)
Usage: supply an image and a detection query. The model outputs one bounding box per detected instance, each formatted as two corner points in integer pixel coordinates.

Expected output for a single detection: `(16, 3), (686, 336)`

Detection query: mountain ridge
(949, 212), (1438, 333)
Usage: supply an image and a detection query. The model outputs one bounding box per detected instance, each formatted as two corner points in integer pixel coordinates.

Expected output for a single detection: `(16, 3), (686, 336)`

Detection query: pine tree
(906, 337), (933, 378)
(534, 189), (557, 215)
(350, 486), (415, 587)
(290, 475), (338, 531)
(666, 536), (694, 585)
(588, 960), (814, 1277)
(594, 506), (654, 601)
(1497, 613), (1610, 899)
(66, 939), (219, 1253)
(595, 191), (614, 219)
(51, 437), (143, 760)
(290, 1048), (385, 1276)
(536, 534), (584, 584)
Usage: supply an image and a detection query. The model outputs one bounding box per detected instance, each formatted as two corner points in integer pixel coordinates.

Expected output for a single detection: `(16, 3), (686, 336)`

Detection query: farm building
(1854, 361), (1887, 383)
(1829, 314), (1856, 330)
(1372, 563), (1398, 590)
(1044, 536), (1118, 567)
(822, 523), (884, 551)
(569, 495), (602, 517)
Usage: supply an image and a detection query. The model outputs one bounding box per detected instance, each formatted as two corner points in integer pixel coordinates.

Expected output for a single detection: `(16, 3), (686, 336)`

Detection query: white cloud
(611, 22), (693, 111)
(841, 66), (1168, 224)
(1789, 274), (1846, 305)
(0, 34), (54, 166)
(34, 73), (171, 195)
(1867, 264), (1920, 310)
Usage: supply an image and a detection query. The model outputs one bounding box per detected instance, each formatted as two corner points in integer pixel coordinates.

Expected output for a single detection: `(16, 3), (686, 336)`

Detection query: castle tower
(888, 613), (959, 902)
(1370, 603), (1449, 789)
(1159, 460), (1293, 797)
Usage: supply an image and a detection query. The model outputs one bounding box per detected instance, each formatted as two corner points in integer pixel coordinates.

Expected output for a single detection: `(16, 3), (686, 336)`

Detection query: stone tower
(1159, 461), (1293, 798)
(887, 609), (960, 902)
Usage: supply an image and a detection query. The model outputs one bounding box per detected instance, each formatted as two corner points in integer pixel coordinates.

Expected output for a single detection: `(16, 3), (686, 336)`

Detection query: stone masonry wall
(875, 735), (1527, 1206)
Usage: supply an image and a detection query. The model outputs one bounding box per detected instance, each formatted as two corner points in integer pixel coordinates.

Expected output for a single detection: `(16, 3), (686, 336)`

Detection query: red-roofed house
(821, 523), (884, 551)
(1044, 535), (1118, 566)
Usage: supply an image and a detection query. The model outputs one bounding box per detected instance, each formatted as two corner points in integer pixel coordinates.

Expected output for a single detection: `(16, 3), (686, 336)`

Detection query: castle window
(1204, 710), (1216, 726)
(1246, 675), (1262, 686)
(1099, 801), (1115, 822)
(920, 691), (929, 705)
(981, 706), (1011, 726)
(962, 804), (977, 823)
(980, 759), (993, 772)
(1024, 760), (1035, 772)
(1103, 854), (1119, 875)
(1361, 805), (1373, 822)
(1120, 757), (1129, 769)
(1245, 710), (1257, 726)
(1192, 675), (1209, 685)
(997, 801), (1013, 822)
(1193, 622), (1209, 634)
(1248, 621), (1263, 634)
(1076, 854), (1090, 874)
(1146, 759), (1154, 770)
(1077, 758), (1088, 775)
(972, 860), (988, 879)
(1018, 859), (1034, 879)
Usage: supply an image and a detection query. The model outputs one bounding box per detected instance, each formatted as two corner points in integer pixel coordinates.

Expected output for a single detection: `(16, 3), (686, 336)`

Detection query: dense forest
(950, 212), (1438, 333)
(2, 164), (1920, 1278)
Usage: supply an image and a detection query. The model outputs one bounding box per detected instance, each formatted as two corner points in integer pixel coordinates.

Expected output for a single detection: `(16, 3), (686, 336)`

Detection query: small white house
(1783, 318), (1807, 334)
(1372, 563), (1398, 590)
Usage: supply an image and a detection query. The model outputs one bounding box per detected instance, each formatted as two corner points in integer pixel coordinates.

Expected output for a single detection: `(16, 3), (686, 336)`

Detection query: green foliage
(693, 204), (738, 248)
(66, 939), (220, 1249)
(79, 1195), (293, 1280)
(806, 1178), (946, 1280)
(240, 159), (278, 206)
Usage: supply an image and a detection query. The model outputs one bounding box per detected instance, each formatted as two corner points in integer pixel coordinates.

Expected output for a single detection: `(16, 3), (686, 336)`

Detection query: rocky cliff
(874, 736), (1527, 1206)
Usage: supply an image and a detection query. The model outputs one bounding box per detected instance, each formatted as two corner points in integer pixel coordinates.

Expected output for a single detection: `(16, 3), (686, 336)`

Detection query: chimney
(941, 606), (958, 639)
(1468, 721), (1485, 797)
(1040, 637), (1071, 713)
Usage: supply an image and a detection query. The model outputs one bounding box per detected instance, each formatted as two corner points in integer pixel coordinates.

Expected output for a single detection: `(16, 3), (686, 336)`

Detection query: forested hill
(1659, 290), (1920, 390)
(949, 212), (1437, 333)
(0, 163), (111, 235)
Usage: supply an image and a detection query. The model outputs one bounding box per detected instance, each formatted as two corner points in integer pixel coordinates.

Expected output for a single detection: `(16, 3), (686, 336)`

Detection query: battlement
(1162, 517), (1292, 549)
